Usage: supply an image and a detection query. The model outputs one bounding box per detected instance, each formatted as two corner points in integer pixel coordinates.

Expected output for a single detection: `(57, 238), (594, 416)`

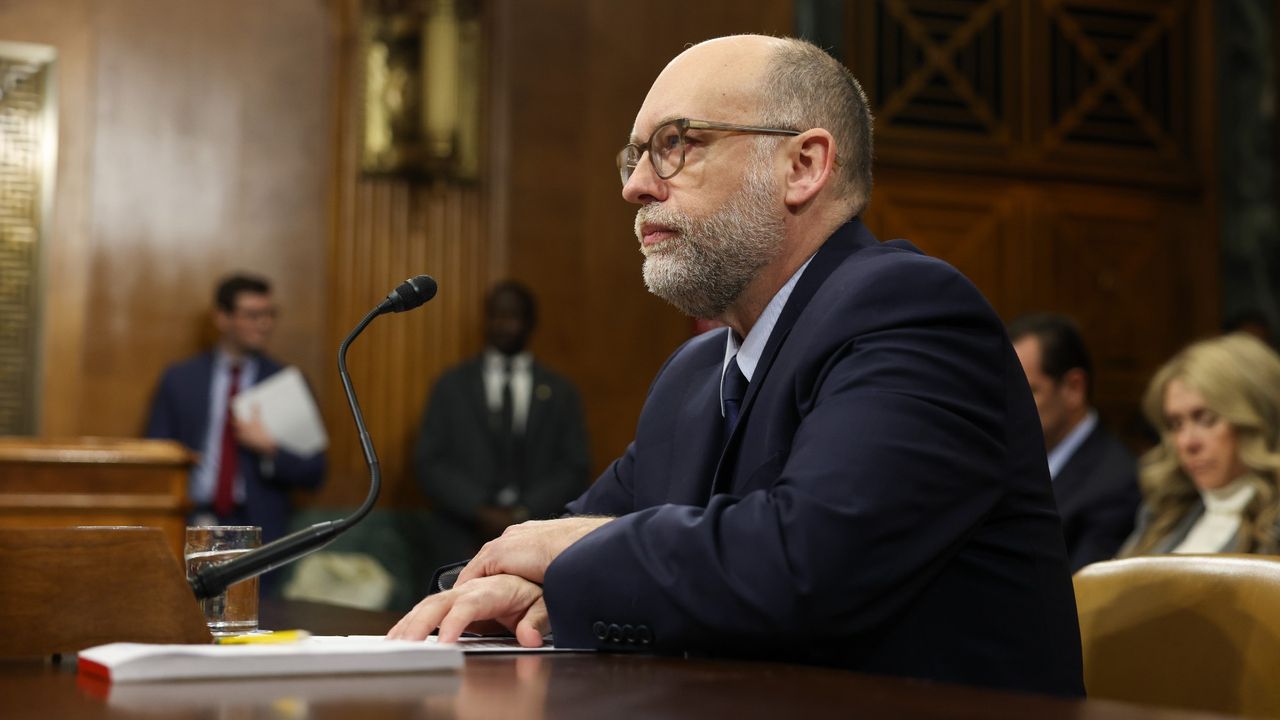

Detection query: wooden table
(1, 600), (1237, 720)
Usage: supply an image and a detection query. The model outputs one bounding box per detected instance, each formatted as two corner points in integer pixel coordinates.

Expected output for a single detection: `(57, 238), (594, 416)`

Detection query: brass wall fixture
(361, 0), (483, 182)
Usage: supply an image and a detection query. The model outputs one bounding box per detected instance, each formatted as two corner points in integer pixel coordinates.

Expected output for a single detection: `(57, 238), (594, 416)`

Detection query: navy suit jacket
(543, 220), (1084, 697)
(145, 352), (326, 543)
(1053, 423), (1140, 572)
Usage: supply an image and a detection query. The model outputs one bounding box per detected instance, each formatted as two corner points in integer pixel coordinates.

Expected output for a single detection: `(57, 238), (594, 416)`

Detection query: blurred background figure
(145, 273), (327, 543)
(415, 281), (589, 568)
(1010, 313), (1140, 571)
(1120, 333), (1280, 556)
(1222, 308), (1275, 348)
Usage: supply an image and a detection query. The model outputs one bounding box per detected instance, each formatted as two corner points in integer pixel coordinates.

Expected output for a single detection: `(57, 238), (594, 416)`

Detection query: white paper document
(327, 634), (584, 653)
(231, 366), (328, 457)
(78, 638), (462, 683)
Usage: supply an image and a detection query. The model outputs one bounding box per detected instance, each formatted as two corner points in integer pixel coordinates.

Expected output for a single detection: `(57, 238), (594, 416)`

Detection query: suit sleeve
(543, 263), (1015, 652)
(522, 380), (591, 519)
(416, 376), (489, 522)
(263, 448), (326, 490)
(1068, 450), (1140, 569)
(144, 370), (180, 440)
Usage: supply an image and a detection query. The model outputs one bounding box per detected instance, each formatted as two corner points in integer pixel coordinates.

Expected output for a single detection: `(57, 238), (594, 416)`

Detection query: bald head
(634, 35), (873, 216)
(634, 36), (782, 141)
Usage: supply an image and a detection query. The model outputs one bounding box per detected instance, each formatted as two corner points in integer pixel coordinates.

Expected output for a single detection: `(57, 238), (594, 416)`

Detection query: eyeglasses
(616, 118), (800, 186)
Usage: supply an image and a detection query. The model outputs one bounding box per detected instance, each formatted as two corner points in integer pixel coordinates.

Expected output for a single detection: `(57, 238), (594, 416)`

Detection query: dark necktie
(722, 354), (748, 441)
(497, 358), (520, 505)
(213, 363), (242, 518)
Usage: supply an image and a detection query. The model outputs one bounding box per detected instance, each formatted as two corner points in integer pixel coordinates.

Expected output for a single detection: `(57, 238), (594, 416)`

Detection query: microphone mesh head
(388, 275), (438, 312)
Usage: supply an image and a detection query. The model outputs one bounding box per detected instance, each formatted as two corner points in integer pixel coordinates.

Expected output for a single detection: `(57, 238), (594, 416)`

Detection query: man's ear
(213, 309), (231, 336)
(783, 129), (836, 208)
(1062, 368), (1089, 407)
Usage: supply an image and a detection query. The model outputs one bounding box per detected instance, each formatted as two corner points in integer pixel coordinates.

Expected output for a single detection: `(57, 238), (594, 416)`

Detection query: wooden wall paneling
(1026, 182), (1217, 444)
(863, 169), (1032, 316)
(319, 0), (496, 508)
(0, 0), (95, 438)
(849, 0), (1026, 170)
(1029, 0), (1202, 187)
(70, 0), (331, 438)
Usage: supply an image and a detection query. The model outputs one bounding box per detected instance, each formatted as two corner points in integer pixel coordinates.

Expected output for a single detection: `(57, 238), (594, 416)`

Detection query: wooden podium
(0, 527), (212, 656)
(0, 437), (194, 559)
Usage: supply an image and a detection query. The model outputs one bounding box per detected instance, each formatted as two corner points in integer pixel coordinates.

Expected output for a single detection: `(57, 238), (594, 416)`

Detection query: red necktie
(213, 364), (242, 518)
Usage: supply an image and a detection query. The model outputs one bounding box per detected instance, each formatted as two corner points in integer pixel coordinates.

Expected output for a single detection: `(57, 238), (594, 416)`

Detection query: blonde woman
(1120, 333), (1280, 556)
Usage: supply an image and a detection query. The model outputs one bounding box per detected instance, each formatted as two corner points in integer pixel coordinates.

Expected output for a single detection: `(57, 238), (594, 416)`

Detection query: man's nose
(622, 155), (667, 205)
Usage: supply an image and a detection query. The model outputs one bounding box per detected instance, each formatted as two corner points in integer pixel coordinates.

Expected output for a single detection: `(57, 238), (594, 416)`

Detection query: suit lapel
(712, 219), (880, 493)
(667, 332), (730, 506)
(526, 362), (550, 442)
(191, 352), (218, 442)
(462, 358), (498, 444)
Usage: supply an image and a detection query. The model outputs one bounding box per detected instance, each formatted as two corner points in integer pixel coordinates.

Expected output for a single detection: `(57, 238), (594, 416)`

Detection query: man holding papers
(146, 273), (326, 543)
(390, 35), (1083, 697)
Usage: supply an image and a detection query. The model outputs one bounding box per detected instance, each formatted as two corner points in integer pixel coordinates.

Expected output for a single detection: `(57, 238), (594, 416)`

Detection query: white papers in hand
(231, 366), (328, 457)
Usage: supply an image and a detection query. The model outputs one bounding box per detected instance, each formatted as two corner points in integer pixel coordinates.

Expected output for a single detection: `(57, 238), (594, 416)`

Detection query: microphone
(379, 275), (438, 314)
(189, 275), (439, 600)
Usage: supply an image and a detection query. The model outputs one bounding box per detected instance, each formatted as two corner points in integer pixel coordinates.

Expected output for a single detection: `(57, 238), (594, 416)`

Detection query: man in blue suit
(1010, 313), (1140, 572)
(389, 36), (1084, 697)
(146, 274), (325, 544)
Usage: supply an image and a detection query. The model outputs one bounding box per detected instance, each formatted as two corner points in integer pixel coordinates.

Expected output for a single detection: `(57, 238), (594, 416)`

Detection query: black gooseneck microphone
(189, 275), (439, 600)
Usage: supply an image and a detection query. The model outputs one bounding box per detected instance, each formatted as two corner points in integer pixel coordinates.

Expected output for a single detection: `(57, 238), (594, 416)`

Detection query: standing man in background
(146, 273), (326, 544)
(1010, 313), (1140, 571)
(415, 281), (590, 568)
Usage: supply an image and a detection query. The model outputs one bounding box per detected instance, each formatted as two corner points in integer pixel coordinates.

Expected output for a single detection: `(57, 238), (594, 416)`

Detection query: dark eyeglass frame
(616, 118), (800, 186)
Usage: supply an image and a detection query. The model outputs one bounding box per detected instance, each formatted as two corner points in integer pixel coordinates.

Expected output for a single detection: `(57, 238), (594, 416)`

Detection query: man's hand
(386, 574), (548, 646)
(457, 516), (613, 586)
(234, 405), (278, 457)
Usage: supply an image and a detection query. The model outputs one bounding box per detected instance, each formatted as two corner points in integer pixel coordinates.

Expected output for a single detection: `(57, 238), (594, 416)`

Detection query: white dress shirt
(192, 351), (258, 505)
(721, 256), (815, 416)
(1172, 476), (1257, 554)
(1047, 410), (1098, 480)
(483, 349), (533, 434)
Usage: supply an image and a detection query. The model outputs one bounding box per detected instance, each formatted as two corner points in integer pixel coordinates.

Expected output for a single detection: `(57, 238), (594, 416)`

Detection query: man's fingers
(455, 544), (499, 585)
(515, 598), (549, 648)
(437, 598), (483, 644)
(386, 593), (453, 640)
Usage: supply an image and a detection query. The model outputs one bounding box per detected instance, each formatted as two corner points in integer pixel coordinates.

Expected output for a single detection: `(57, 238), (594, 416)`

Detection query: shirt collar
(724, 255), (815, 383)
(485, 349), (531, 371)
(214, 350), (256, 374)
(1047, 410), (1097, 480)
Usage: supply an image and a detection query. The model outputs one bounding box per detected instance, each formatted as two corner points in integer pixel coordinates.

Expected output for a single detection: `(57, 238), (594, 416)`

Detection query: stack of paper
(78, 637), (462, 683)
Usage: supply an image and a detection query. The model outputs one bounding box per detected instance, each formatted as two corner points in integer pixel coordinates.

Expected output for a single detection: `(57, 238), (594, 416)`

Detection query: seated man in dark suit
(1010, 313), (1140, 571)
(390, 35), (1084, 697)
(414, 281), (590, 565)
(146, 273), (325, 544)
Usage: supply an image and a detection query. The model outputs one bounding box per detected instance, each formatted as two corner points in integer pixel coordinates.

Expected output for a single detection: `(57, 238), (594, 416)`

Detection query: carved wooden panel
(850, 0), (1209, 187)
(858, 0), (1020, 147)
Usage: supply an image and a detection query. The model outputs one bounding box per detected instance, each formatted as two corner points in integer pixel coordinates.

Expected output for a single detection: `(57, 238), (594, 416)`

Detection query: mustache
(634, 204), (688, 239)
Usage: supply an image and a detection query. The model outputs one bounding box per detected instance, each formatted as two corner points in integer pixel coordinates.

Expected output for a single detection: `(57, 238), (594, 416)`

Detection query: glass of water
(184, 525), (261, 636)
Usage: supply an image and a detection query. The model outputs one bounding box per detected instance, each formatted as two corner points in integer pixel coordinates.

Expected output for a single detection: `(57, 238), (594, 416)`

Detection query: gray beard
(635, 158), (784, 320)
